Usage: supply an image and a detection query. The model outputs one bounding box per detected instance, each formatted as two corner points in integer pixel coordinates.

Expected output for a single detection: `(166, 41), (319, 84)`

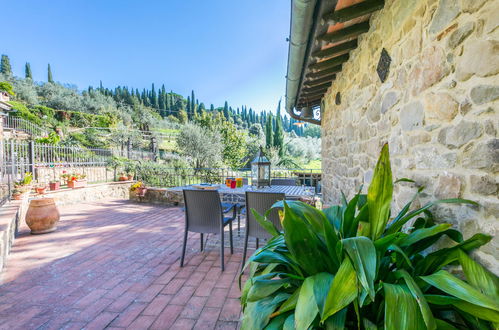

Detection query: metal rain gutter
(285, 0), (322, 125)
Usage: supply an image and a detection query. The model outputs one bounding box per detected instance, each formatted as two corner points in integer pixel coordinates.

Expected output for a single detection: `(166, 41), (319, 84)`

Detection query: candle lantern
(251, 147), (271, 188)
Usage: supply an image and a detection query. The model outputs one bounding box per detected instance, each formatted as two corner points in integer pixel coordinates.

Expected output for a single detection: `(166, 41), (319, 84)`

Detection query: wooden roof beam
(306, 65), (343, 79)
(299, 90), (327, 99)
(318, 21), (370, 44)
(323, 0), (385, 23)
(309, 53), (349, 71)
(304, 74), (336, 87)
(312, 39), (358, 60)
(302, 81), (331, 93)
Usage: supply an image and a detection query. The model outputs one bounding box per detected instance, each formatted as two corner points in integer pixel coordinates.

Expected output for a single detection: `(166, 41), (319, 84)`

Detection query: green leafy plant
(240, 144), (498, 329)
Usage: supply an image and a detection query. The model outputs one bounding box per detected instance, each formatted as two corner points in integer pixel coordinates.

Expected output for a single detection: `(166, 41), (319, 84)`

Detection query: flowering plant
(130, 181), (145, 191)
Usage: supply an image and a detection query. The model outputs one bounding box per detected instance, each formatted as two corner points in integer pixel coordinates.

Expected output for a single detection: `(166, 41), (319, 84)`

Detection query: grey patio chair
(242, 191), (285, 269)
(271, 178), (297, 186)
(181, 189), (236, 271)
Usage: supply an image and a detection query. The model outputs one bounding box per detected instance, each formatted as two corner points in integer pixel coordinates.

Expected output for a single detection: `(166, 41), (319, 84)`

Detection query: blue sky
(2, 0), (290, 113)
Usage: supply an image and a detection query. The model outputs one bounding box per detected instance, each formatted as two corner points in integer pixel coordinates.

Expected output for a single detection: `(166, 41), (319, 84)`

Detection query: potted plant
(12, 172), (33, 199)
(35, 184), (47, 195)
(49, 180), (60, 191)
(240, 144), (498, 330)
(130, 181), (147, 197)
(118, 172), (129, 181)
(125, 160), (137, 180)
(67, 173), (87, 188)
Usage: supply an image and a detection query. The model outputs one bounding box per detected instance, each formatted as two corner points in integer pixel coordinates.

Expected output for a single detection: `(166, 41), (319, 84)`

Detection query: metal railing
(2, 116), (47, 137)
(0, 139), (322, 206)
(135, 166), (321, 189)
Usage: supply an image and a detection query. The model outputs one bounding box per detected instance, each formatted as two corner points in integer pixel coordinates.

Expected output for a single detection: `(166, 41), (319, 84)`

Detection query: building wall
(321, 0), (498, 272)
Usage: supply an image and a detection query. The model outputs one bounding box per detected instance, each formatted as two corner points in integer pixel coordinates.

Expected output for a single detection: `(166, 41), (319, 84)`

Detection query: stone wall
(42, 181), (132, 206)
(0, 196), (28, 271)
(321, 0), (498, 272)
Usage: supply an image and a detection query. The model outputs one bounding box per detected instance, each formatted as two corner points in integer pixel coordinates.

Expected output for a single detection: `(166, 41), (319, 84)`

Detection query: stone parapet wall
(0, 196), (29, 271)
(321, 0), (498, 272)
(42, 181), (132, 207)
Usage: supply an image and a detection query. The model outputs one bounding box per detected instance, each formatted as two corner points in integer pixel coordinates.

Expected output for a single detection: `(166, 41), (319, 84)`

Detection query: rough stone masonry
(321, 0), (498, 273)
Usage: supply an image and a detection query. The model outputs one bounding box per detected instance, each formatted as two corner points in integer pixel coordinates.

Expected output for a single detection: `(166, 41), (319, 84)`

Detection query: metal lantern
(251, 147), (271, 188)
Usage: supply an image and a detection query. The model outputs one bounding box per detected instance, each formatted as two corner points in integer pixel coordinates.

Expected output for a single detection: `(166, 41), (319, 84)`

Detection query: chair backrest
(245, 191), (285, 239)
(271, 178), (297, 186)
(183, 189), (222, 234)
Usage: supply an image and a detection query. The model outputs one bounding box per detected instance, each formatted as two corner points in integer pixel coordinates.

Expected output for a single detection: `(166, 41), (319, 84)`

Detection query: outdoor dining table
(167, 184), (316, 206)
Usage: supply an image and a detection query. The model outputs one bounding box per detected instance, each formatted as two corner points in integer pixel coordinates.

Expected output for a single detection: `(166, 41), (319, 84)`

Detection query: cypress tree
(265, 115), (274, 149)
(25, 62), (33, 79)
(0, 55), (12, 77)
(186, 96), (191, 118)
(47, 64), (54, 83)
(223, 101), (229, 120)
(210, 104), (214, 112)
(274, 114), (284, 156)
(191, 90), (196, 116)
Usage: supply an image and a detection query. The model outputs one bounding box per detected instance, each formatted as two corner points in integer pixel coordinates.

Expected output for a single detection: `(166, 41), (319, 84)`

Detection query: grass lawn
(301, 159), (321, 170)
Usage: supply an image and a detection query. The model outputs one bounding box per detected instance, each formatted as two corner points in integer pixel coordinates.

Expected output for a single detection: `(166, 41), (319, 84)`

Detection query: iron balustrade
(2, 116), (47, 137)
(0, 139), (322, 206)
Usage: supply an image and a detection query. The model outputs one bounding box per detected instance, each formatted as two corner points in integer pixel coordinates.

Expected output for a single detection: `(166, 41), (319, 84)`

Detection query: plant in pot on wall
(67, 173), (87, 189)
(12, 172), (33, 200)
(240, 144), (499, 330)
(125, 160), (137, 181)
(130, 181), (147, 197)
(35, 183), (47, 195)
(49, 180), (60, 191)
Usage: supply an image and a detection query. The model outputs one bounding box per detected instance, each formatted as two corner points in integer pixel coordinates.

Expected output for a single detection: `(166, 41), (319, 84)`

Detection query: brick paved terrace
(0, 200), (249, 329)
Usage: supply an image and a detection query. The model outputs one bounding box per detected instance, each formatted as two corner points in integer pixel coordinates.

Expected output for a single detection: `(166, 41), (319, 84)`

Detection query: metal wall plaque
(376, 48), (391, 83)
(335, 92), (341, 105)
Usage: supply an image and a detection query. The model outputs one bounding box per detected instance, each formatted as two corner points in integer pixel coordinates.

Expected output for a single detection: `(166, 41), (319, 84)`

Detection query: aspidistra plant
(240, 144), (499, 330)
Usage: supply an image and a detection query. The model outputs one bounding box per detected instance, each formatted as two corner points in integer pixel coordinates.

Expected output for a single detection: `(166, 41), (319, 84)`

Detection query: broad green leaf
(383, 283), (426, 330)
(342, 237), (377, 300)
(264, 313), (288, 330)
(420, 270), (499, 311)
(388, 244), (413, 269)
(342, 192), (360, 237)
(324, 205), (343, 232)
(247, 276), (290, 302)
(395, 270), (436, 330)
(362, 317), (378, 330)
(312, 272), (334, 317)
(399, 224), (452, 247)
(295, 276), (319, 329)
(387, 198), (478, 235)
(324, 308), (347, 329)
(281, 201), (329, 275)
(367, 143), (393, 240)
(250, 250), (303, 276)
(251, 208), (279, 237)
(416, 234), (492, 275)
(387, 186), (425, 234)
(395, 178), (416, 184)
(426, 295), (499, 323)
(273, 200), (327, 234)
(273, 285), (300, 316)
(374, 232), (406, 254)
(323, 217), (341, 272)
(458, 249), (499, 298)
(241, 292), (290, 330)
(434, 319), (459, 330)
(283, 314), (295, 330)
(322, 257), (358, 321)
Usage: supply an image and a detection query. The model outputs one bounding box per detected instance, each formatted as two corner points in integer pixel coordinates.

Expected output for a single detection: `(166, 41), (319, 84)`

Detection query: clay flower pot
(25, 198), (60, 234)
(118, 176), (128, 181)
(68, 180), (87, 189)
(136, 187), (147, 197)
(36, 187), (47, 195)
(127, 174), (134, 181)
(49, 182), (60, 191)
(12, 192), (25, 200)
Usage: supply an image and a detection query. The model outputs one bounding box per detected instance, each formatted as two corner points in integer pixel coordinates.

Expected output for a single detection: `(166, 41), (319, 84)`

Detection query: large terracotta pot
(25, 198), (60, 234)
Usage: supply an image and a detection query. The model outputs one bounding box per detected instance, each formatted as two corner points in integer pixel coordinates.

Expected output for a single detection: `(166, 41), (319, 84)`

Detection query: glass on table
(230, 180), (237, 189)
(236, 177), (243, 188)
(225, 177), (234, 187)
